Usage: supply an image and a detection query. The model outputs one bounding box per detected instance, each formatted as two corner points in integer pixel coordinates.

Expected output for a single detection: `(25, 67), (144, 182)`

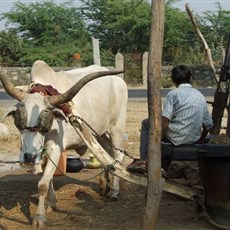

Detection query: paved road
(0, 88), (216, 103)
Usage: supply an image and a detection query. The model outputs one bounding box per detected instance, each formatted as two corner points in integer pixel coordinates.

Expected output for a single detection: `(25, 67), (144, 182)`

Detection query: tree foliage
(0, 30), (22, 66)
(198, 2), (230, 65)
(163, 0), (205, 64)
(0, 0), (230, 67)
(1, 0), (92, 66)
(2, 1), (89, 44)
(80, 0), (151, 54)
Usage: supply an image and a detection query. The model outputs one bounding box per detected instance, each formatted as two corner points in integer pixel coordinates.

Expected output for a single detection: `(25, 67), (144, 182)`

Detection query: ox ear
(52, 108), (68, 122)
(0, 106), (17, 122)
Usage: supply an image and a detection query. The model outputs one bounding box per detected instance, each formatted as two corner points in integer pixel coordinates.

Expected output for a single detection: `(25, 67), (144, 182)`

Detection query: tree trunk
(141, 0), (165, 229)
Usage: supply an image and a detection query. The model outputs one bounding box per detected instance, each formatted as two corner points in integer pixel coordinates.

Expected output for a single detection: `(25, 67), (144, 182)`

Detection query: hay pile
(208, 134), (230, 144)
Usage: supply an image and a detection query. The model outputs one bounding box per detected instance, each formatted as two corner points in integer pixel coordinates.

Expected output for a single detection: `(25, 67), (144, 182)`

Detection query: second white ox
(0, 60), (127, 229)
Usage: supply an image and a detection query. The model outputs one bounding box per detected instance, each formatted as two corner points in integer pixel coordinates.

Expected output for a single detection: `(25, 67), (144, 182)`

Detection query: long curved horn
(0, 67), (26, 101)
(48, 70), (124, 106)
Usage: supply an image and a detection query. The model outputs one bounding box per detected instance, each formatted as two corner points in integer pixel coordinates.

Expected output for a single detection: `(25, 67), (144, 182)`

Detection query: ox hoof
(32, 214), (46, 230)
(104, 193), (118, 202)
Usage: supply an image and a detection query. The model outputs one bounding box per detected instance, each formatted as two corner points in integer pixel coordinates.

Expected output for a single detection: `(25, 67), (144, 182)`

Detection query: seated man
(127, 64), (213, 174)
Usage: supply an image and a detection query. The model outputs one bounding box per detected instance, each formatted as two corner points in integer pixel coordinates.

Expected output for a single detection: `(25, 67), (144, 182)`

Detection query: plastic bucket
(54, 151), (67, 176)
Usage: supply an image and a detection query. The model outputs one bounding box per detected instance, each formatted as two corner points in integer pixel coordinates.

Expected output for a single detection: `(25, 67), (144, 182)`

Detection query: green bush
(161, 74), (173, 88)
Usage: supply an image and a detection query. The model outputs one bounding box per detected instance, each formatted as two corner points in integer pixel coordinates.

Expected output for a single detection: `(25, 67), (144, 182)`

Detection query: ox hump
(31, 60), (55, 83)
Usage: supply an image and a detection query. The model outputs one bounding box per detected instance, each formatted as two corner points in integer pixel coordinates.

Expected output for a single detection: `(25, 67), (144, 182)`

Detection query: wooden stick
(185, 3), (219, 85)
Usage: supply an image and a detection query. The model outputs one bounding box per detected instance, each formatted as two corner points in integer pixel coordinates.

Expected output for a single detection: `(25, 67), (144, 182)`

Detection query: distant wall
(0, 66), (79, 88)
(116, 52), (217, 87)
(0, 65), (217, 88)
(161, 65), (217, 87)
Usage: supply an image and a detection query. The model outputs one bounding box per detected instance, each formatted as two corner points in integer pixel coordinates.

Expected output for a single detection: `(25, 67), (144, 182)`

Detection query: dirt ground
(0, 99), (219, 230)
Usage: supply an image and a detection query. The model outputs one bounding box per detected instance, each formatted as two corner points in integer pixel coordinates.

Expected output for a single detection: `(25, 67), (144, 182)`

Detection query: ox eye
(14, 104), (27, 130)
(38, 109), (53, 133)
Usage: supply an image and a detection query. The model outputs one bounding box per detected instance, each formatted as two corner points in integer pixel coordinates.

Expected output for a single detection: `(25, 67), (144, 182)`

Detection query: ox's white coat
(5, 61), (128, 229)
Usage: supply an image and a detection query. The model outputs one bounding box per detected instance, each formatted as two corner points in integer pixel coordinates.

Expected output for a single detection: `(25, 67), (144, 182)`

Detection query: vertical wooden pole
(92, 37), (101, 66)
(141, 0), (165, 229)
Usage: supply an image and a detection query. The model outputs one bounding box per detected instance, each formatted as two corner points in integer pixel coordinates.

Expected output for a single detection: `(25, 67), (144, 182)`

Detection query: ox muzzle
(24, 152), (40, 164)
(19, 145), (44, 165)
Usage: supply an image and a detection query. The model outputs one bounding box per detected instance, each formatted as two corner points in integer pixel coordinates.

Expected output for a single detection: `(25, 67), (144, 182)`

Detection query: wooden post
(115, 52), (124, 79)
(141, 0), (165, 229)
(92, 37), (101, 66)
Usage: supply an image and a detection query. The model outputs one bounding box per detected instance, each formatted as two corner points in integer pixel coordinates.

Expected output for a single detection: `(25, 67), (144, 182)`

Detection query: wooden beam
(69, 116), (197, 201)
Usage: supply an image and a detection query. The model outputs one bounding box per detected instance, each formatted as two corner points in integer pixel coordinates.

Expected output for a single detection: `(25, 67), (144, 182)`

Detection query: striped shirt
(162, 83), (213, 146)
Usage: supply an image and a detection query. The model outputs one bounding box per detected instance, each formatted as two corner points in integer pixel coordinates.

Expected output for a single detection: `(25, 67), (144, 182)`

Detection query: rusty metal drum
(162, 142), (230, 226)
(198, 153), (230, 226)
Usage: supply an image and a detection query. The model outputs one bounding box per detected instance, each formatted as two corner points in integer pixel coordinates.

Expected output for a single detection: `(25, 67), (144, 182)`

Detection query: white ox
(0, 60), (127, 229)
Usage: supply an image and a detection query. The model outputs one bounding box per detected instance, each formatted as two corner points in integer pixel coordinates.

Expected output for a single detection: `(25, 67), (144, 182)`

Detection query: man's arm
(198, 125), (210, 144)
(162, 116), (169, 138)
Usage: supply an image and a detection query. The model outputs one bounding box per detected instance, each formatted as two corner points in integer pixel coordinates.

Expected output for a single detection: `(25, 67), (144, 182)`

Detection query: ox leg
(100, 127), (125, 201)
(99, 174), (110, 196)
(107, 147), (125, 201)
(32, 179), (47, 230)
(98, 133), (113, 197)
(46, 179), (57, 212)
(32, 151), (60, 230)
(107, 103), (127, 200)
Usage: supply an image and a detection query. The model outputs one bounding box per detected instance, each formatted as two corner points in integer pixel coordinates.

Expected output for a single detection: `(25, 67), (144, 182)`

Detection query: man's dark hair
(171, 65), (191, 86)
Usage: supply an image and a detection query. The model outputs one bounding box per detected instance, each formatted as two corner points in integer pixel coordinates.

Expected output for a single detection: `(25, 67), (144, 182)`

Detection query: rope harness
(68, 114), (134, 159)
(37, 113), (124, 183)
